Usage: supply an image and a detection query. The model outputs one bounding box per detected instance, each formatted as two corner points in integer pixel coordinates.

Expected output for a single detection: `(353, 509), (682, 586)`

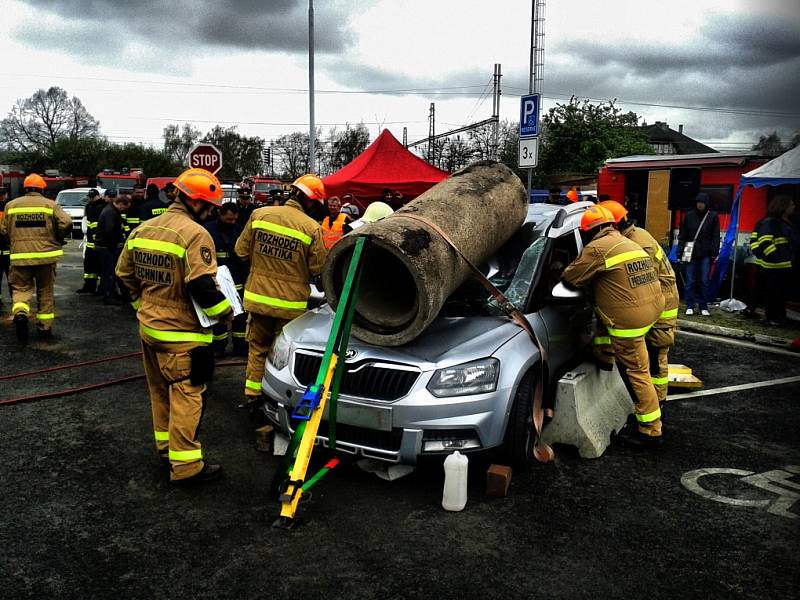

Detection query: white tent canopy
(741, 144), (800, 181)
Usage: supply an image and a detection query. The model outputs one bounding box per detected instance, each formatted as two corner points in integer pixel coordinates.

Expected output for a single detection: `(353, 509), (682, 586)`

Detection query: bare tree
(329, 123), (370, 173)
(274, 131), (310, 179)
(163, 123), (202, 164)
(0, 87), (99, 152)
(438, 135), (474, 172)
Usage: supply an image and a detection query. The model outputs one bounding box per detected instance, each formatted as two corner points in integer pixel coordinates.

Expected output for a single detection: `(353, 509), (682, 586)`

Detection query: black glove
(190, 345), (216, 385)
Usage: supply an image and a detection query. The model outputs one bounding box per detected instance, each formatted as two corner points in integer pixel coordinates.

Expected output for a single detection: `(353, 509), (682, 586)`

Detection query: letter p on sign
(519, 94), (540, 138)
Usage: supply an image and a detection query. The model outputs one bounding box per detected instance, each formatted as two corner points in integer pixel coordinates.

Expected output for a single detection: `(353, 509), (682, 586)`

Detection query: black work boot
(616, 425), (663, 448)
(171, 463), (223, 485)
(14, 313), (29, 342)
(36, 327), (53, 340)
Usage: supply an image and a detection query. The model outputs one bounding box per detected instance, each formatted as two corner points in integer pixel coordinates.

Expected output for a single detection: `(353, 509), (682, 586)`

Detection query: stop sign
(187, 143), (222, 175)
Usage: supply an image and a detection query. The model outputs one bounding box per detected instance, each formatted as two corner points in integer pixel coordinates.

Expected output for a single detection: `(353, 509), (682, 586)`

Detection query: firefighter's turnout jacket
(116, 201), (232, 344)
(234, 199), (326, 321)
(0, 191), (71, 267)
(563, 227), (664, 334)
(321, 213), (347, 249)
(750, 217), (794, 271)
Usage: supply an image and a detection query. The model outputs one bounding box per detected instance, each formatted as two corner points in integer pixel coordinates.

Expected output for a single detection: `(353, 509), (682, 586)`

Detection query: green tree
(0, 87), (99, 153)
(537, 97), (651, 179)
(163, 123), (202, 164)
(202, 125), (264, 180)
(752, 132), (786, 158)
(327, 123), (370, 173)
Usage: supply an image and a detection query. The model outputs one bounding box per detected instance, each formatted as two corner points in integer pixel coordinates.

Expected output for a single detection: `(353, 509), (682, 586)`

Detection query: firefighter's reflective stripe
(604, 249), (649, 269)
(154, 431), (170, 441)
(251, 220), (312, 245)
(83, 273), (98, 279)
(608, 322), (653, 338)
(593, 336), (611, 345)
(169, 449), (202, 461)
(654, 246), (664, 261)
(127, 217), (141, 225)
(203, 298), (231, 317)
(131, 298), (141, 310)
(660, 308), (678, 319)
(151, 208), (167, 216)
(37, 313), (55, 320)
(85, 242), (96, 249)
(636, 407), (662, 423)
(750, 234), (772, 251)
(141, 324), (212, 344)
(235, 284), (243, 291)
(127, 237), (186, 258)
(87, 222), (98, 229)
(213, 332), (229, 341)
(216, 251), (230, 259)
(12, 302), (30, 313)
(8, 206), (54, 215)
(232, 332), (246, 338)
(245, 379), (261, 391)
(764, 244), (777, 256)
(10, 249), (63, 261)
(244, 289), (307, 310)
(754, 258), (792, 269)
(651, 375), (669, 385)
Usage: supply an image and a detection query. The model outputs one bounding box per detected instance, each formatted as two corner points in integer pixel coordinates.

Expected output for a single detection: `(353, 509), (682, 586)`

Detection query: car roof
(525, 201), (594, 238)
(56, 187), (106, 195)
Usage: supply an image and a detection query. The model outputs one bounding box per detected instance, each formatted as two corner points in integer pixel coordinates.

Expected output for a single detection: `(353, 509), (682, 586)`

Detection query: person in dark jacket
(95, 194), (130, 305)
(138, 183), (169, 222)
(236, 187), (256, 227)
(678, 192), (720, 316)
(745, 195), (796, 325)
(205, 203), (247, 356)
(76, 189), (105, 294)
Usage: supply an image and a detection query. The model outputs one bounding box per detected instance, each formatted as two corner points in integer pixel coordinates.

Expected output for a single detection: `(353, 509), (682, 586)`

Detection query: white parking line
(668, 375), (800, 401)
(677, 330), (800, 358)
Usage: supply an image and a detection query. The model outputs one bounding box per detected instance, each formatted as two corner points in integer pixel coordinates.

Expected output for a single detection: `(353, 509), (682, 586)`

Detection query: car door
(528, 229), (593, 379)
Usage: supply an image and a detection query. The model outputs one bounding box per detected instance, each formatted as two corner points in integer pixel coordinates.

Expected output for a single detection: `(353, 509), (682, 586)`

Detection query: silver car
(260, 201), (595, 465)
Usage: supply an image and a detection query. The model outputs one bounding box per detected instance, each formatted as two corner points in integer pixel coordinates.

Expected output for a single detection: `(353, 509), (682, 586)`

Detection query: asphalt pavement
(1, 241), (798, 600)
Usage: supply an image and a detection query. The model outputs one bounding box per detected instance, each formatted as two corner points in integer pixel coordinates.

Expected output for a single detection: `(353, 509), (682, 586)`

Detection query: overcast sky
(1, 0), (798, 156)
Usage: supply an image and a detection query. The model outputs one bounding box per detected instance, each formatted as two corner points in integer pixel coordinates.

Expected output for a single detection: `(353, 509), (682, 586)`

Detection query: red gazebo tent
(322, 130), (449, 204)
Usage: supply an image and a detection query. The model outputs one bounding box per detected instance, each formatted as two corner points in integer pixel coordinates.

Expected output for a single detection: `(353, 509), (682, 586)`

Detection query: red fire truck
(243, 176), (284, 204)
(42, 170), (90, 199)
(96, 168), (146, 194)
(0, 166), (27, 199)
(596, 152), (769, 247)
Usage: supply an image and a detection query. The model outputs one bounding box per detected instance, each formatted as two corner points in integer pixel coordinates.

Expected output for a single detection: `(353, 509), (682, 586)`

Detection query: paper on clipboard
(192, 265), (244, 327)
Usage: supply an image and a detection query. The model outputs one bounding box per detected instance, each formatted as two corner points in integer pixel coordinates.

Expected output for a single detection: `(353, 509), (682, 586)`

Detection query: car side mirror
(551, 281), (583, 301)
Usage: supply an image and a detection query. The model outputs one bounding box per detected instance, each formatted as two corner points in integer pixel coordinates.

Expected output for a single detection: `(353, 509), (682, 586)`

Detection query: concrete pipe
(322, 161), (528, 346)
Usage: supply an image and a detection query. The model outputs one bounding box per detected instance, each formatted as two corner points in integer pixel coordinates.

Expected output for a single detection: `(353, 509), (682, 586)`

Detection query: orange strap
(401, 214), (554, 463)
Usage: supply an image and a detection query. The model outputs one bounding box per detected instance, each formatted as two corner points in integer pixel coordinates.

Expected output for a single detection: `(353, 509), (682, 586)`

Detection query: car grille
(293, 352), (418, 401)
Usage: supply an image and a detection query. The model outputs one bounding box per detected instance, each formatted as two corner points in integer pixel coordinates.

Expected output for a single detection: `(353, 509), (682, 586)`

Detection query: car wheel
(503, 369), (537, 468)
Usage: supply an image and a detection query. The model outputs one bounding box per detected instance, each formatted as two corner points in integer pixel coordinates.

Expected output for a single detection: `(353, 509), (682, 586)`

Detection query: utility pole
(308, 0), (316, 174)
(427, 103), (436, 164)
(527, 0), (546, 192)
(491, 63), (502, 161)
(403, 127), (408, 148)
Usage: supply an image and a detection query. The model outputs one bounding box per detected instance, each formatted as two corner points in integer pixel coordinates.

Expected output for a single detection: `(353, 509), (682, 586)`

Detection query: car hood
(284, 305), (524, 368)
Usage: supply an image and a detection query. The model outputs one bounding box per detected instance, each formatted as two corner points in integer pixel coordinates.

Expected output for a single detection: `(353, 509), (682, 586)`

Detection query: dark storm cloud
(16, 0), (353, 55)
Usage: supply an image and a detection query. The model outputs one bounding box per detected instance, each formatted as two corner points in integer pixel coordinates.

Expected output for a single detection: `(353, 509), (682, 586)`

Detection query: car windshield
(255, 182), (281, 192)
(441, 224), (547, 318)
(56, 191), (87, 207)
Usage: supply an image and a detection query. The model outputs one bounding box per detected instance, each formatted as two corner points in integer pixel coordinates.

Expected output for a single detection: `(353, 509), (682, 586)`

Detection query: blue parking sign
(519, 94), (540, 138)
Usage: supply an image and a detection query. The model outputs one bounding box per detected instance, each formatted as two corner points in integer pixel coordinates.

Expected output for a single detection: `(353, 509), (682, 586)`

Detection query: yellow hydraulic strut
(273, 236), (367, 529)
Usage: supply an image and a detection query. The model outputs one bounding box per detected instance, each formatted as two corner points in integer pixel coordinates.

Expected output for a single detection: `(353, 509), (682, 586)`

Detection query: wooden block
(255, 424), (274, 453)
(486, 464), (513, 497)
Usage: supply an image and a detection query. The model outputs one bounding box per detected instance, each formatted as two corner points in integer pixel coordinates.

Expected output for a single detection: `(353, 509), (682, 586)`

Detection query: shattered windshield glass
(502, 237), (547, 309)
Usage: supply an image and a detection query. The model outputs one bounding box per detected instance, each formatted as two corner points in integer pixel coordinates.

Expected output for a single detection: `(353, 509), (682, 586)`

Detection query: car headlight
(427, 358), (499, 398)
(268, 333), (292, 371)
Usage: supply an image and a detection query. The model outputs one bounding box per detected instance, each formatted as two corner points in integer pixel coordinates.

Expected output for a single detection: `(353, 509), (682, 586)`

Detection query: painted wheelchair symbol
(681, 465), (800, 519)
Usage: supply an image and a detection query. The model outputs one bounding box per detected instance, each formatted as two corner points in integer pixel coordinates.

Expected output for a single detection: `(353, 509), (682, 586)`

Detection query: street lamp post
(308, 0), (316, 174)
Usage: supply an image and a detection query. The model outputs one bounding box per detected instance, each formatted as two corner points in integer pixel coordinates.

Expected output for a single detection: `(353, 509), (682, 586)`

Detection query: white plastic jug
(442, 451), (469, 511)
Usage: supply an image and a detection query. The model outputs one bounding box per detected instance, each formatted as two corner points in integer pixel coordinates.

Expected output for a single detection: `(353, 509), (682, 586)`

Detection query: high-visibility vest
(321, 213), (347, 249)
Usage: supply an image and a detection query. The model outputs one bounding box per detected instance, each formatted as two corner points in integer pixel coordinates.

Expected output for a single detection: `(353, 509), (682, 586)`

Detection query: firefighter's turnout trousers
(245, 314), (289, 398)
(10, 263), (56, 331)
(141, 337), (207, 481)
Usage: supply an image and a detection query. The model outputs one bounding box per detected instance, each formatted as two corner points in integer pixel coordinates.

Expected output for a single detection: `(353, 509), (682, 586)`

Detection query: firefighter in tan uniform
(235, 174), (327, 405)
(117, 168), (233, 484)
(601, 200), (679, 407)
(0, 174), (71, 341)
(562, 205), (665, 447)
